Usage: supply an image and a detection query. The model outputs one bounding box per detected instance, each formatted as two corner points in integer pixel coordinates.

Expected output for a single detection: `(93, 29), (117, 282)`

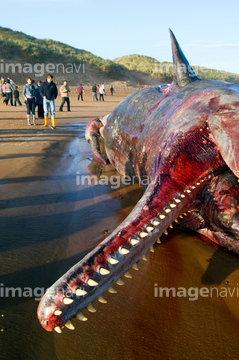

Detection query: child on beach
(14, 86), (22, 106)
(22, 78), (36, 125)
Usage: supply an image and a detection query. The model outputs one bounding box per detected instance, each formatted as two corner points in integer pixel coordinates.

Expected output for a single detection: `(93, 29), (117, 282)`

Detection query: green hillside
(114, 54), (239, 84)
(0, 26), (126, 83)
(0, 26), (239, 85)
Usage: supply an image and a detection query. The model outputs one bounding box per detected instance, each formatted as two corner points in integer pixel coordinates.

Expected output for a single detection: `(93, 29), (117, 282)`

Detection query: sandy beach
(1, 88), (239, 360)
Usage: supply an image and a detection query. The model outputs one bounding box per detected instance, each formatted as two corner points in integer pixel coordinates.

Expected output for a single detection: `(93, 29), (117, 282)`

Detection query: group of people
(1, 77), (22, 107)
(22, 75), (58, 128)
(1, 77), (114, 128)
(92, 83), (105, 101)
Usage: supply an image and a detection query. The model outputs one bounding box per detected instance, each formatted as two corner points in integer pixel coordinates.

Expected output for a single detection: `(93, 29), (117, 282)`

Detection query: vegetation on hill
(113, 54), (239, 84)
(1, 26), (239, 85)
(0, 26), (126, 80)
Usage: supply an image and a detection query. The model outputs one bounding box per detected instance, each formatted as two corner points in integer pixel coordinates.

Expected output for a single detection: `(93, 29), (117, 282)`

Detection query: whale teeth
(108, 286), (117, 293)
(150, 246), (154, 252)
(186, 189), (191, 193)
(179, 215), (183, 218)
(169, 203), (176, 208)
(142, 254), (147, 261)
(109, 257), (119, 265)
(63, 297), (74, 305)
(116, 278), (125, 286)
(152, 219), (160, 226)
(99, 268), (110, 275)
(120, 247), (130, 255)
(65, 320), (75, 330)
(200, 179), (204, 182)
(146, 226), (154, 232)
(87, 304), (97, 312)
(87, 279), (98, 287)
(164, 229), (168, 235)
(124, 271), (132, 278)
(159, 214), (166, 219)
(174, 198), (181, 203)
(180, 194), (185, 198)
(174, 219), (178, 223)
(169, 224), (173, 228)
(54, 310), (62, 316)
(191, 185), (196, 189)
(196, 182), (200, 185)
(157, 238), (161, 244)
(76, 288), (87, 296)
(54, 326), (62, 334)
(183, 213), (187, 216)
(130, 238), (140, 246)
(165, 208), (171, 213)
(139, 231), (148, 238)
(132, 263), (139, 270)
(77, 313), (88, 321)
(98, 296), (107, 303)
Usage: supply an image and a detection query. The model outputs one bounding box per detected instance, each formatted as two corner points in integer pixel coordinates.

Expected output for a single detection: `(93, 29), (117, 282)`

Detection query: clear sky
(1, 0), (239, 73)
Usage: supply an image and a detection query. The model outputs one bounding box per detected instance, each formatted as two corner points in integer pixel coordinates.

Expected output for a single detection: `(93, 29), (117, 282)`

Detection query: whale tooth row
(55, 312), (89, 331)
(54, 212), (170, 335)
(61, 237), (142, 307)
(57, 186), (203, 334)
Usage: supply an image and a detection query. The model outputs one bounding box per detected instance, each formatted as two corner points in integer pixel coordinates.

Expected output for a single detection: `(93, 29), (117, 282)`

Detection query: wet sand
(1, 92), (239, 360)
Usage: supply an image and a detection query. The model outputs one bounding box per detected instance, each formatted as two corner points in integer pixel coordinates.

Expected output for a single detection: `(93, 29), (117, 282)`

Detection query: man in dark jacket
(40, 74), (58, 129)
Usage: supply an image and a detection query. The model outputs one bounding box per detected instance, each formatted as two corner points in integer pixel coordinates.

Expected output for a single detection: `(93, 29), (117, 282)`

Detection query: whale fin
(169, 29), (199, 88)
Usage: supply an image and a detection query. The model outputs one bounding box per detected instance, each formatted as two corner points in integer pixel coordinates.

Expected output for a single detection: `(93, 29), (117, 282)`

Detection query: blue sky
(1, 0), (239, 73)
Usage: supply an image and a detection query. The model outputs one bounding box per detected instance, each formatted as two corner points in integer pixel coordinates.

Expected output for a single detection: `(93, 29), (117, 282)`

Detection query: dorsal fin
(169, 29), (199, 88)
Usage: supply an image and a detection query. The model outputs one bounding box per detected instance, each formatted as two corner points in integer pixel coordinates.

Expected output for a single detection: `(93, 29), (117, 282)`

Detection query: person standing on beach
(3, 79), (13, 106)
(110, 85), (114, 96)
(59, 80), (70, 112)
(77, 84), (84, 101)
(99, 84), (105, 101)
(40, 74), (58, 129)
(22, 77), (36, 125)
(2, 81), (6, 99)
(92, 84), (98, 101)
(14, 86), (22, 106)
(35, 81), (44, 119)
